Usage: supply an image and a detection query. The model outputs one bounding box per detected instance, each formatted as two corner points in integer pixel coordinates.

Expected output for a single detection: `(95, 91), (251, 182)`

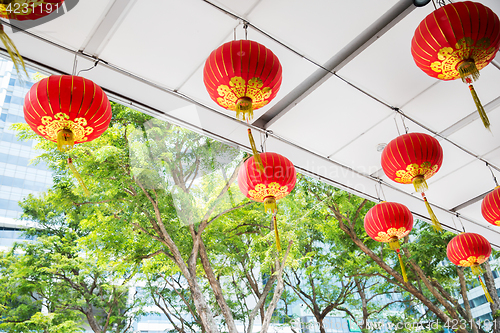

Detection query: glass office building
(0, 58), (52, 249)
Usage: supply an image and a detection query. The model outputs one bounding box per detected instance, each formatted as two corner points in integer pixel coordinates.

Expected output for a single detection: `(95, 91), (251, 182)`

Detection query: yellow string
(68, 158), (90, 196)
(273, 214), (281, 252)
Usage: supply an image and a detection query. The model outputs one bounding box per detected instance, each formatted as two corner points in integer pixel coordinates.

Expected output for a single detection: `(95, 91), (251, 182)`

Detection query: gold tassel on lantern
(264, 196), (277, 214)
(388, 237), (400, 251)
(272, 214), (281, 252)
(397, 252), (408, 283)
(422, 193), (442, 232)
(236, 97), (254, 121)
(67, 158), (90, 196)
(57, 129), (75, 152)
(0, 24), (27, 77)
(478, 276), (494, 304)
(468, 84), (490, 130)
(458, 61), (480, 82)
(389, 237), (408, 282)
(247, 128), (264, 173)
(412, 175), (428, 193)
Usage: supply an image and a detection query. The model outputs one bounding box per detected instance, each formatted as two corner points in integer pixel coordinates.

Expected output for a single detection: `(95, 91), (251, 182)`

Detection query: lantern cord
(77, 60), (99, 77)
(247, 128), (264, 173)
(243, 22), (248, 40)
(379, 180), (387, 201)
(467, 83), (490, 131)
(67, 158), (90, 196)
(393, 116), (401, 136)
(273, 213), (282, 253)
(422, 192), (442, 232)
(456, 213), (466, 233)
(395, 108), (409, 134)
(260, 130), (270, 153)
(375, 180), (386, 203)
(478, 276), (494, 304)
(486, 162), (499, 187)
(375, 183), (381, 202)
(451, 215), (459, 233)
(396, 250), (408, 283)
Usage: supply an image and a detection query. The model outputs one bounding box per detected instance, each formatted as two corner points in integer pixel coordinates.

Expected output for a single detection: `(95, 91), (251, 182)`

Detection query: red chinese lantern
(381, 133), (443, 231)
(481, 186), (500, 226)
(411, 1), (500, 129)
(447, 232), (493, 303)
(364, 201), (413, 282)
(24, 75), (112, 194)
(204, 40), (282, 171)
(0, 1), (65, 75)
(0, 0), (64, 21)
(238, 152), (296, 252)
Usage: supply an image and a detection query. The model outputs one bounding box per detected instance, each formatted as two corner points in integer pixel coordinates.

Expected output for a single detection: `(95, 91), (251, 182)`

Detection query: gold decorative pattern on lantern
(37, 113), (94, 143)
(248, 182), (289, 202)
(374, 227), (410, 242)
(395, 162), (439, 184)
(459, 255), (487, 267)
(430, 38), (496, 80)
(216, 77), (272, 111)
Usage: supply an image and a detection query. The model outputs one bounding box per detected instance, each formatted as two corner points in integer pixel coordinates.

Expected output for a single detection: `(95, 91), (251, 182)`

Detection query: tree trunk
(315, 317), (326, 333)
(84, 307), (102, 333)
(199, 239), (239, 333)
(354, 279), (369, 331)
(184, 271), (220, 333)
(457, 266), (479, 333)
(247, 274), (278, 333)
(483, 260), (500, 333)
(261, 242), (292, 333)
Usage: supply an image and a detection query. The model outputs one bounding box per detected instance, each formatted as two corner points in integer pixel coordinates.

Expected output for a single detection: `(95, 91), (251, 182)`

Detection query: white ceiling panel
(269, 75), (393, 157)
(17, 0), (115, 50)
(337, 4), (436, 108)
(98, 0), (237, 89)
(427, 160), (496, 210)
(446, 104), (500, 157)
(482, 147), (500, 168)
(427, 139), (476, 185)
(209, 0), (261, 17)
(246, 0), (399, 64)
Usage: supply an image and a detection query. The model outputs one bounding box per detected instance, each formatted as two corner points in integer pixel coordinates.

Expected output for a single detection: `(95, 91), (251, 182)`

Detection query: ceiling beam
(80, 0), (136, 56)
(450, 190), (492, 212)
(253, 0), (416, 129)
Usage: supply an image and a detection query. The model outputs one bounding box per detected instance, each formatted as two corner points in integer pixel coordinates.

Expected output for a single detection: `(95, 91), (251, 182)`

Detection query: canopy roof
(5, 0), (500, 248)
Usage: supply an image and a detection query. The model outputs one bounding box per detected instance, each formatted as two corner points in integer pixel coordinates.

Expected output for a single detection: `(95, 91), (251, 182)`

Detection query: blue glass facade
(0, 59), (52, 247)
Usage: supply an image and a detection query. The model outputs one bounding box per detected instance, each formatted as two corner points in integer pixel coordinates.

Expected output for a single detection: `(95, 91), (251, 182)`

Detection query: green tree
(301, 176), (484, 333)
(12, 104), (291, 333)
(0, 185), (139, 333)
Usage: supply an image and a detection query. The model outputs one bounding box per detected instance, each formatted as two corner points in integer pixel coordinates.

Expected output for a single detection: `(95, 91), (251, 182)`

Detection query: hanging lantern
(447, 232), (493, 303)
(203, 40), (282, 171)
(364, 201), (413, 282)
(411, 1), (500, 130)
(0, 0), (65, 75)
(481, 186), (500, 226)
(238, 152), (296, 252)
(24, 75), (112, 194)
(381, 133), (443, 231)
